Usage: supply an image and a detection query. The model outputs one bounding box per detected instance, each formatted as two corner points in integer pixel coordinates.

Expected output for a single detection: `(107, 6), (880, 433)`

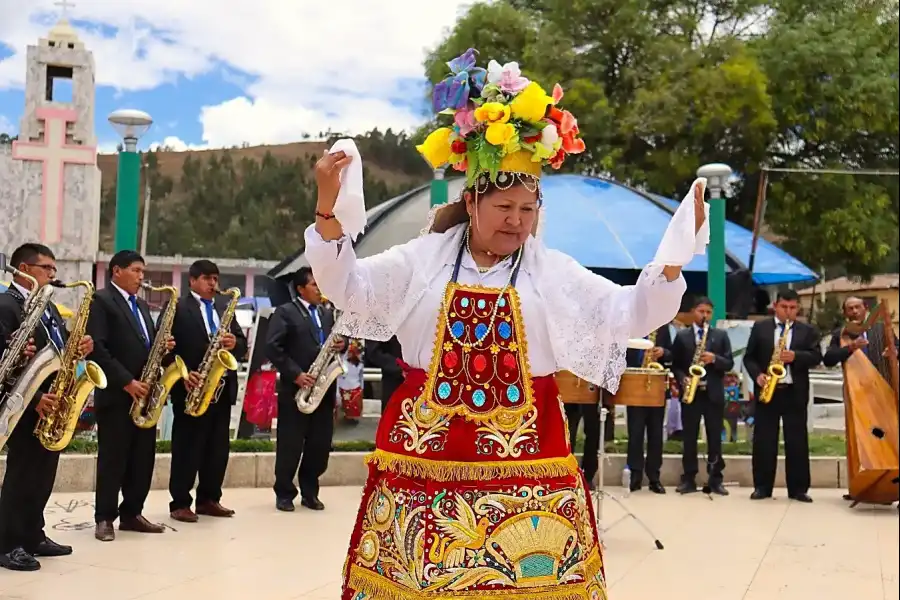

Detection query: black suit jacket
(625, 325), (673, 369)
(744, 319), (821, 403)
(265, 300), (336, 397)
(161, 293), (249, 408)
(0, 286), (70, 405)
(671, 325), (734, 403)
(365, 336), (403, 403)
(86, 286), (157, 410)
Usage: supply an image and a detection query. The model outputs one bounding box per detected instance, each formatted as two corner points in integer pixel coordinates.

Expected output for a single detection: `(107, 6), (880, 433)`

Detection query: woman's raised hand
(693, 180), (707, 234)
(315, 149), (353, 213)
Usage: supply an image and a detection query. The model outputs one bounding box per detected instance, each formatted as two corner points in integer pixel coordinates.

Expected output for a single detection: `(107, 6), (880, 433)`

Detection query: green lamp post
(696, 163), (733, 324)
(108, 109), (153, 253)
(430, 167), (448, 207)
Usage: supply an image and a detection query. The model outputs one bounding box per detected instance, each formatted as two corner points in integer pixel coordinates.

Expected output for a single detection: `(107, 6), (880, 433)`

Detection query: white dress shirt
(773, 317), (794, 384)
(111, 281), (150, 342)
(191, 291), (221, 336)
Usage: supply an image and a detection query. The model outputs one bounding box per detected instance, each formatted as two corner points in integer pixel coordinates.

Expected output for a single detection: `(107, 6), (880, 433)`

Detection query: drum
(609, 368), (668, 407)
(556, 371), (601, 405)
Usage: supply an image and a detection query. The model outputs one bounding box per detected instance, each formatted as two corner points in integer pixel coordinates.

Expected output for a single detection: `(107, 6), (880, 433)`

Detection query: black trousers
(752, 385), (810, 495)
(94, 403), (157, 523)
(626, 406), (665, 484)
(0, 407), (60, 553)
(169, 399), (231, 511)
(274, 387), (334, 501)
(681, 390), (726, 483)
(380, 374), (403, 414)
(564, 402), (601, 483)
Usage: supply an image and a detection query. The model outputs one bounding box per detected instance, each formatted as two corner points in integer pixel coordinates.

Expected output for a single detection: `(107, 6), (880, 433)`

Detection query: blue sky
(0, 1), (468, 152)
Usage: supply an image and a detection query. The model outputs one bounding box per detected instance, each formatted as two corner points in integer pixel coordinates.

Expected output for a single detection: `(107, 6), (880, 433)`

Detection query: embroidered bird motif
(428, 493), (490, 568)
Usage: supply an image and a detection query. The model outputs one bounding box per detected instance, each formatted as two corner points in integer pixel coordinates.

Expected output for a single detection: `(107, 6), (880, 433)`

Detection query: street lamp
(430, 167), (448, 207)
(697, 163), (733, 324)
(108, 109), (153, 252)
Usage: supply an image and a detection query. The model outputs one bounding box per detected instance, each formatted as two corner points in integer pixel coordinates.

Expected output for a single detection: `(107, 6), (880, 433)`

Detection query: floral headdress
(416, 48), (586, 191)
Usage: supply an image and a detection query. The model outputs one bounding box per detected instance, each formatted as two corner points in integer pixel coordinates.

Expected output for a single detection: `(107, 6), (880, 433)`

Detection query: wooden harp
(840, 301), (899, 506)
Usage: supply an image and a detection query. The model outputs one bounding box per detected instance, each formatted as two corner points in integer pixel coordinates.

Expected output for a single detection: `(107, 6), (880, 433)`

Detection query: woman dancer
(306, 48), (707, 599)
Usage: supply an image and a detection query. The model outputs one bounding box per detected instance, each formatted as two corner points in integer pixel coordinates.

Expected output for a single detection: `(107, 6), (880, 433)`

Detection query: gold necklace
(466, 228), (509, 273)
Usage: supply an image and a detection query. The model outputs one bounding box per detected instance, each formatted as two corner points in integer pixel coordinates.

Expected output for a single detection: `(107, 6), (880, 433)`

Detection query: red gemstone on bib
(473, 354), (488, 373)
(443, 350), (459, 369)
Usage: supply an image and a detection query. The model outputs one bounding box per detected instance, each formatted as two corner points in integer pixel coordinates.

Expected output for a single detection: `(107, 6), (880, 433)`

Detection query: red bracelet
(315, 210), (336, 220)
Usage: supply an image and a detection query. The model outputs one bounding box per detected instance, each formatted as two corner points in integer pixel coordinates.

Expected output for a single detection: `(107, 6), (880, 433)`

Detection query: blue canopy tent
(267, 174), (817, 310)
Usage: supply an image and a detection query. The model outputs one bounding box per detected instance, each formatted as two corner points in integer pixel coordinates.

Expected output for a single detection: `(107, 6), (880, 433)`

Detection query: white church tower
(0, 8), (101, 301)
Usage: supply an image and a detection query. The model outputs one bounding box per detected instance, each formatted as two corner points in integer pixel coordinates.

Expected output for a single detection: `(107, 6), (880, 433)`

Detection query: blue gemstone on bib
(498, 322), (512, 339)
(477, 299), (486, 309)
(474, 323), (488, 339)
(437, 382), (452, 399)
(507, 385), (521, 403)
(451, 321), (465, 338)
(472, 389), (486, 407)
(460, 298), (470, 308)
(498, 297), (507, 307)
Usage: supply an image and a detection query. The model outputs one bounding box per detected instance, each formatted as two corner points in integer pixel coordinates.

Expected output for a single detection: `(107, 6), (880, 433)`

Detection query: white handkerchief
(329, 138), (366, 242)
(652, 177), (710, 266)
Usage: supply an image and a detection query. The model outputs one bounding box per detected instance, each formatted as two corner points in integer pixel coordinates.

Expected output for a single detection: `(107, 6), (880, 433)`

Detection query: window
(253, 275), (272, 297)
(142, 270), (174, 309)
(46, 65), (74, 102)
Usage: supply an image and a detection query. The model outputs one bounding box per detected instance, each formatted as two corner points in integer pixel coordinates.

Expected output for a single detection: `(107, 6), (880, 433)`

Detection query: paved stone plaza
(0, 487), (895, 599)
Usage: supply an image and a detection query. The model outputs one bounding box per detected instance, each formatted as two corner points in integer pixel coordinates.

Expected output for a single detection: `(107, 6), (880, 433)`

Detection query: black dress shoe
(629, 479), (642, 492)
(842, 493), (853, 501)
(32, 538), (72, 557)
(276, 498), (295, 512)
(648, 481), (666, 494)
(750, 489), (772, 500)
(676, 480), (697, 494)
(0, 547), (41, 571)
(300, 496), (325, 511)
(706, 482), (729, 496)
(789, 493), (813, 503)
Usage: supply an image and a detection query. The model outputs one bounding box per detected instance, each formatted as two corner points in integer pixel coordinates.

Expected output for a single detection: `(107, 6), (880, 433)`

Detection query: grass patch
(53, 432), (848, 457)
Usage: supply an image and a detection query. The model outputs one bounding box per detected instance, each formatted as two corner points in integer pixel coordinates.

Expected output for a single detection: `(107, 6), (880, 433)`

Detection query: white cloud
(147, 135), (207, 152)
(0, 113), (13, 134)
(0, 0), (472, 145)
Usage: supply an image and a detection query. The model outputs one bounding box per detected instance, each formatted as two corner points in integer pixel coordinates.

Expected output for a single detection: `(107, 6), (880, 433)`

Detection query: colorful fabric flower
(453, 102), (478, 136)
(416, 127), (453, 168)
(547, 107), (586, 154)
(474, 102), (511, 125)
(485, 122), (516, 146)
(432, 48), (487, 112)
(510, 82), (553, 123)
(486, 60), (530, 94)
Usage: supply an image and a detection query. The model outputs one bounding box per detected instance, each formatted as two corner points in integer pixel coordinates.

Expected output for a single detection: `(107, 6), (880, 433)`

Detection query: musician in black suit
(88, 250), (175, 541)
(266, 267), (344, 512)
(823, 296), (898, 502)
(744, 290), (821, 503)
(671, 297), (733, 495)
(163, 260), (248, 523)
(0, 243), (93, 571)
(365, 335), (403, 413)
(625, 325), (673, 493)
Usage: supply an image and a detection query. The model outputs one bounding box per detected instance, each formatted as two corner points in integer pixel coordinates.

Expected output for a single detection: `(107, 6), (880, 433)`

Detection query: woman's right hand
(315, 150), (353, 213)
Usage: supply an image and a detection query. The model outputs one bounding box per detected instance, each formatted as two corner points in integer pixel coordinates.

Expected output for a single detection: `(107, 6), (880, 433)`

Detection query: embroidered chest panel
(422, 283), (535, 424)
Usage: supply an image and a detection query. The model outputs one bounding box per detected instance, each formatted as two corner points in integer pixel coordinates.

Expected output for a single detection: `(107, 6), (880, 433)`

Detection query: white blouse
(304, 223), (688, 391)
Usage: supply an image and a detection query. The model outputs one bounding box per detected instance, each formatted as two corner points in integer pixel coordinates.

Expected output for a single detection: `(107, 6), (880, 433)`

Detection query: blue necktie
(311, 306), (325, 345)
(128, 295), (150, 348)
(43, 313), (65, 349)
(202, 298), (218, 335)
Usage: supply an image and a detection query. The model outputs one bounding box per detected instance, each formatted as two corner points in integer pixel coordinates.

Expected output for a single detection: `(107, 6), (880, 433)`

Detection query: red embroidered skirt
(342, 368), (607, 600)
(341, 387), (363, 419)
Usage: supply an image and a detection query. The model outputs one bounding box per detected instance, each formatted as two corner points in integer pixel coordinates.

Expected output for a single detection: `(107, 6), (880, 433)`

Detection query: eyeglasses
(27, 263), (58, 275)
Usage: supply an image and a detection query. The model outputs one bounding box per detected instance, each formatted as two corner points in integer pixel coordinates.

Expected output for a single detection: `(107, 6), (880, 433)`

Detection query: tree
(424, 0), (900, 278)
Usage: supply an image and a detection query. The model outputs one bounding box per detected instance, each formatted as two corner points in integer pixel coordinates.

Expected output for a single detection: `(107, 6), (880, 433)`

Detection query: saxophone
(758, 321), (792, 404)
(0, 258), (60, 448)
(682, 321), (708, 405)
(641, 330), (665, 371)
(33, 280), (108, 451)
(295, 309), (347, 414)
(184, 287), (241, 417)
(130, 282), (189, 428)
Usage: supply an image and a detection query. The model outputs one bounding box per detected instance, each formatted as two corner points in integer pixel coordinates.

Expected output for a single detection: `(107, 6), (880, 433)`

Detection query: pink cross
(12, 107), (97, 244)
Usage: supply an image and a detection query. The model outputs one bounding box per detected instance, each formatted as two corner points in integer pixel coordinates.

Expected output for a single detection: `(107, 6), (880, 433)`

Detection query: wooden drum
(609, 368), (668, 408)
(556, 371), (601, 405)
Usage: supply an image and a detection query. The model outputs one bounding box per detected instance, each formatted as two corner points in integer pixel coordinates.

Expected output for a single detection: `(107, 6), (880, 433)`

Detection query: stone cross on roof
(54, 0), (75, 20)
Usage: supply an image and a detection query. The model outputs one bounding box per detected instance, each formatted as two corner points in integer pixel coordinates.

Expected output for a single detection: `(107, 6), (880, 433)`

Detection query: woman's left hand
(694, 181), (706, 234)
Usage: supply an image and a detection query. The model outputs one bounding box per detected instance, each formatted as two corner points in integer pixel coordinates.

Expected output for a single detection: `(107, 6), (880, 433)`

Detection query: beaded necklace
(443, 229), (523, 351)
(465, 227), (511, 274)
